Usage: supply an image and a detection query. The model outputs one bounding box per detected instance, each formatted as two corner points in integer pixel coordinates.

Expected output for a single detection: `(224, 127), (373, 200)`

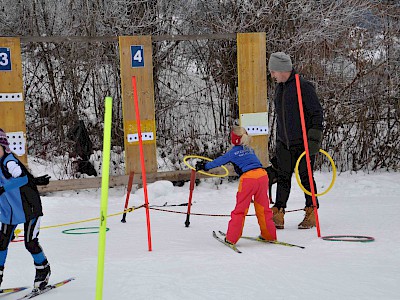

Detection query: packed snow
(3, 163), (400, 299)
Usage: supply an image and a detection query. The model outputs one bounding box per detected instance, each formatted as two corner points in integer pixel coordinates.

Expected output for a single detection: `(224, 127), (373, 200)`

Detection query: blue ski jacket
(204, 145), (263, 176)
(0, 153), (43, 225)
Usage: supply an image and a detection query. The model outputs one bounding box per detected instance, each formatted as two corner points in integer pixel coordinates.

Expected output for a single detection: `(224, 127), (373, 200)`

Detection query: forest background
(0, 0), (398, 178)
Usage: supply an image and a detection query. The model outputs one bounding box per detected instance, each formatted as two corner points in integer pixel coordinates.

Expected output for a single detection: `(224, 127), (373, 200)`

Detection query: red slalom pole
(185, 169), (196, 227)
(132, 76), (152, 251)
(295, 74), (321, 237)
(121, 171), (135, 223)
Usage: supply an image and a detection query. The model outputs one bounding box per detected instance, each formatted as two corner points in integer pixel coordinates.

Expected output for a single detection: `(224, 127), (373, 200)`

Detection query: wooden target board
(119, 36), (157, 174)
(0, 37), (28, 165)
(237, 33), (269, 166)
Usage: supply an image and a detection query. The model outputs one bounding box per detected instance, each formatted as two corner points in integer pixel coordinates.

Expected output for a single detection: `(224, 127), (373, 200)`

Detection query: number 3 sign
(0, 47), (12, 71)
(131, 45), (144, 68)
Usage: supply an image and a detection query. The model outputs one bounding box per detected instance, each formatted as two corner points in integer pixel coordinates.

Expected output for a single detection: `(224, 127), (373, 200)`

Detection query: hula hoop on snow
(183, 155), (229, 178)
(321, 235), (375, 242)
(11, 235), (24, 243)
(294, 149), (337, 197)
(62, 227), (110, 235)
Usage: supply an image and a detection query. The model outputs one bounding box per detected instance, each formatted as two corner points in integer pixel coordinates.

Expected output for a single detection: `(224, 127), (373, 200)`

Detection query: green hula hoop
(62, 227), (110, 235)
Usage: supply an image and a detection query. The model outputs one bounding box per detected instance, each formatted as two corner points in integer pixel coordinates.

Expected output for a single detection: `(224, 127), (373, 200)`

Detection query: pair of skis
(213, 231), (305, 253)
(0, 277), (75, 299)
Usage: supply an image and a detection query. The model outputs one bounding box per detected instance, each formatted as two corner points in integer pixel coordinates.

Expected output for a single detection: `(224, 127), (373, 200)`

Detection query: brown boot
(272, 207), (285, 229)
(298, 207), (316, 229)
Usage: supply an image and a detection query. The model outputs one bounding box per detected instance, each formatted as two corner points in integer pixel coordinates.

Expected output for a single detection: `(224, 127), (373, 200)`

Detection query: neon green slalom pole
(96, 96), (113, 300)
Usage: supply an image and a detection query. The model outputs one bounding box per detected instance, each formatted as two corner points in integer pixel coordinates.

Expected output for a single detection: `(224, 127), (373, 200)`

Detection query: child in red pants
(196, 126), (276, 244)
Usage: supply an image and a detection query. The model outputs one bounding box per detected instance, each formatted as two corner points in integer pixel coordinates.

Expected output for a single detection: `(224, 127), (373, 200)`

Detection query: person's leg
(274, 141), (295, 209)
(225, 177), (254, 244)
(0, 223), (17, 287)
(297, 150), (319, 208)
(24, 218), (51, 289)
(253, 174), (276, 241)
(295, 147), (319, 229)
(273, 141), (296, 228)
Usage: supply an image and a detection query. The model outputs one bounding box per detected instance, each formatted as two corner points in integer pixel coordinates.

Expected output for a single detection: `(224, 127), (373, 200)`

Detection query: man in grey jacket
(268, 52), (324, 229)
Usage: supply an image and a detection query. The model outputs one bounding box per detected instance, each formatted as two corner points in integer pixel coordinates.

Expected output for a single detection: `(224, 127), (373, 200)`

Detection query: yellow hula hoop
(183, 155), (229, 178)
(294, 149), (337, 197)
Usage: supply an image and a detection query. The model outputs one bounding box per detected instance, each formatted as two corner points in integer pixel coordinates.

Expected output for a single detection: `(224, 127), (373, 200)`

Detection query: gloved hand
(32, 174), (51, 186)
(0, 186), (5, 196)
(307, 129), (323, 156)
(195, 161), (207, 172)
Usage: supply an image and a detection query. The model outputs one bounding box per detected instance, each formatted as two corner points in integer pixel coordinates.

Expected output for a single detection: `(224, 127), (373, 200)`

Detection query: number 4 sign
(131, 45), (144, 68)
(0, 47), (12, 71)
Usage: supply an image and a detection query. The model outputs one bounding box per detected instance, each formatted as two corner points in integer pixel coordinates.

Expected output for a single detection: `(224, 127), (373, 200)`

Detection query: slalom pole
(185, 169), (196, 227)
(121, 171), (135, 223)
(96, 96), (113, 300)
(132, 76), (152, 251)
(294, 74), (321, 237)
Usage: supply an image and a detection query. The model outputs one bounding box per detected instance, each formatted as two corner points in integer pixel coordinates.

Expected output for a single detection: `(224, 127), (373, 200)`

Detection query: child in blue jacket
(196, 126), (276, 244)
(0, 129), (51, 290)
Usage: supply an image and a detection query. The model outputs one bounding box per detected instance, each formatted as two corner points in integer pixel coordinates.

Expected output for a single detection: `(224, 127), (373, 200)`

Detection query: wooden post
(237, 33), (269, 166)
(119, 36), (157, 174)
(0, 37), (28, 165)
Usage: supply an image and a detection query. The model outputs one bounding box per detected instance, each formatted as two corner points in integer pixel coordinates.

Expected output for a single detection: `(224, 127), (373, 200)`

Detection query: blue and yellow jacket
(204, 145), (263, 176)
(0, 153), (43, 225)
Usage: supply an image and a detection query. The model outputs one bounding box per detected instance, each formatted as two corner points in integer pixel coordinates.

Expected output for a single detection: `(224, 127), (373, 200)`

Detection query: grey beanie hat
(268, 52), (292, 72)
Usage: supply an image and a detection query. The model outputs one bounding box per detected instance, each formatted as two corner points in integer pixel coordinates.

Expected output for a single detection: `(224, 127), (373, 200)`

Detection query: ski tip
(60, 277), (76, 284)
(0, 286), (29, 294)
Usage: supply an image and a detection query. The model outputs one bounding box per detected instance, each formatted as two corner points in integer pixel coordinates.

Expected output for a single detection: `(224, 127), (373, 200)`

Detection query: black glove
(195, 161), (207, 171)
(32, 174), (51, 186)
(307, 129), (323, 156)
(0, 186), (5, 196)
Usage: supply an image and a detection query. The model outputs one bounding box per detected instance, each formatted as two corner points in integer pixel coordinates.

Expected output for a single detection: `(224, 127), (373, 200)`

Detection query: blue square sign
(0, 47), (12, 71)
(131, 45), (144, 68)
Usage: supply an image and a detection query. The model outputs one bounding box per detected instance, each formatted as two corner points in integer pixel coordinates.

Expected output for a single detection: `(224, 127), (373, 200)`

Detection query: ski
(16, 277), (75, 300)
(241, 235), (305, 249)
(0, 286), (29, 295)
(218, 231), (305, 249)
(212, 231), (242, 253)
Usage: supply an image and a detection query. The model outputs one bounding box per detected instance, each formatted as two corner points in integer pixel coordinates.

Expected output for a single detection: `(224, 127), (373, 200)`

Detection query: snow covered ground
(3, 169), (400, 299)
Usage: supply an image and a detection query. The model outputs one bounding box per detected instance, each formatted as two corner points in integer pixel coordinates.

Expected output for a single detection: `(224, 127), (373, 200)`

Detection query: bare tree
(0, 0), (398, 176)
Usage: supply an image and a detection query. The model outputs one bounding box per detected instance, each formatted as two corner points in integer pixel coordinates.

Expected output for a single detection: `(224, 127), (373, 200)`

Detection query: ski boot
(34, 260), (51, 290)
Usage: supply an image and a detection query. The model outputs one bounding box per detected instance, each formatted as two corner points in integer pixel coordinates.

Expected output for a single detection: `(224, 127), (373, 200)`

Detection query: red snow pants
(225, 168), (277, 244)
